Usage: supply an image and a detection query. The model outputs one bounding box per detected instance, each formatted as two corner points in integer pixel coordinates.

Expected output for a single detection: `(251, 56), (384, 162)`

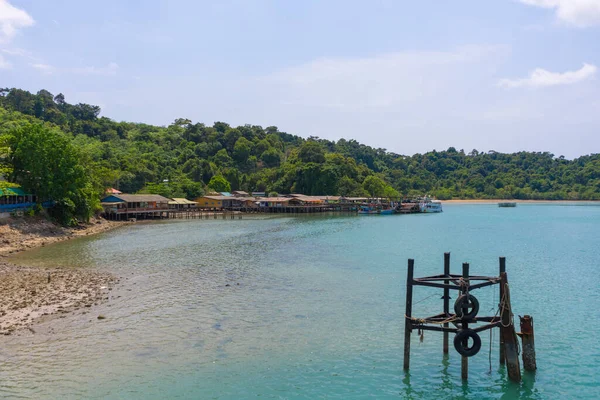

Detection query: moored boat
(418, 196), (443, 213)
(498, 202), (517, 207)
(358, 205), (395, 215)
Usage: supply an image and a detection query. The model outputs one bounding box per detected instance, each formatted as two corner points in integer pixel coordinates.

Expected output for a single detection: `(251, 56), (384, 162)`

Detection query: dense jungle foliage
(1, 88), (599, 223)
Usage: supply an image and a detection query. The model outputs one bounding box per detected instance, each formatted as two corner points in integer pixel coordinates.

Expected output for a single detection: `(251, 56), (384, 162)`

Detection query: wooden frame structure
(403, 253), (522, 382)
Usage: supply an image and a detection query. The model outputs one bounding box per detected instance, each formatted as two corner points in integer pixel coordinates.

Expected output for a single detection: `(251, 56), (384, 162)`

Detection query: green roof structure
(0, 187), (29, 196)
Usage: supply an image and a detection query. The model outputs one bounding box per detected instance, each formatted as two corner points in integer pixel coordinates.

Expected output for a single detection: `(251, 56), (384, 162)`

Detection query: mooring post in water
(461, 262), (469, 380)
(499, 256), (506, 365)
(500, 272), (522, 382)
(403, 259), (414, 371)
(519, 315), (537, 371)
(443, 252), (451, 354)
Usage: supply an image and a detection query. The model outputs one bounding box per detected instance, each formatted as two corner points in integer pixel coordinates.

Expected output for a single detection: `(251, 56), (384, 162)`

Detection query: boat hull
(358, 208), (395, 215)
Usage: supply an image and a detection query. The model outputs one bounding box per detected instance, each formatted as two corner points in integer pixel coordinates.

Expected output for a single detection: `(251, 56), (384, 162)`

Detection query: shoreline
(0, 216), (123, 336)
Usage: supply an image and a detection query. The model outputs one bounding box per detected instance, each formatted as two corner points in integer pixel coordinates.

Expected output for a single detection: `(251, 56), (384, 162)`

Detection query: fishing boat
(357, 205), (395, 215)
(498, 202), (517, 207)
(418, 196), (443, 213)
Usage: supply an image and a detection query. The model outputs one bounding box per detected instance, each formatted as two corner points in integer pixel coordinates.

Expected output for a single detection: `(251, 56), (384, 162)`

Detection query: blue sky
(1, 0), (599, 158)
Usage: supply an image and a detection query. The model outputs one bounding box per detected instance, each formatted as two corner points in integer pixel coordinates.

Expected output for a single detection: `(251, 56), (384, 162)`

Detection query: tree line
(1, 88), (599, 224)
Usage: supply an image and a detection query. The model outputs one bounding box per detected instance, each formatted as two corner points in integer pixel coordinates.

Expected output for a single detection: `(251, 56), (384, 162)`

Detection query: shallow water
(2, 204), (600, 399)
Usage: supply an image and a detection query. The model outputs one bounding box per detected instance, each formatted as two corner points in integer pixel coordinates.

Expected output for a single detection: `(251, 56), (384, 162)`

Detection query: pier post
(499, 257), (506, 365)
(443, 252), (450, 354)
(500, 272), (521, 382)
(461, 262), (469, 380)
(403, 259), (414, 371)
(519, 315), (537, 371)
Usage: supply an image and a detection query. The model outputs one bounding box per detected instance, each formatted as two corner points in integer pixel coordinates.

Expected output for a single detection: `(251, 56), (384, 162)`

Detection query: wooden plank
(403, 259), (414, 371)
(500, 271), (522, 382)
(412, 281), (463, 290)
(519, 315), (537, 371)
(443, 252), (451, 354)
(461, 262), (469, 381)
(499, 257), (506, 365)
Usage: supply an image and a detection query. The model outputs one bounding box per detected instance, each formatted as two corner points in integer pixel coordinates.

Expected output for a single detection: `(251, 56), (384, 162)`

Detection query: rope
(494, 282), (522, 355)
(412, 293), (439, 306)
(404, 314), (460, 325)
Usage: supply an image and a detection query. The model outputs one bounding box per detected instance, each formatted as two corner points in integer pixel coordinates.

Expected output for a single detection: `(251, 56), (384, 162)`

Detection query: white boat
(418, 196), (443, 213)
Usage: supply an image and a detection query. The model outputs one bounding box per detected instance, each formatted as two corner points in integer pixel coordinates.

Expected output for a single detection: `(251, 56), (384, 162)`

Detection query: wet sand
(0, 217), (122, 335)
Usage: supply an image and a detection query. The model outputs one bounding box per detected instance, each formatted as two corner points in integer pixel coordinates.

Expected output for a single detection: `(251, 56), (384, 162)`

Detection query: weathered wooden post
(519, 315), (537, 371)
(443, 252), (450, 354)
(403, 259), (414, 371)
(500, 272), (521, 382)
(499, 256), (506, 365)
(461, 262), (469, 380)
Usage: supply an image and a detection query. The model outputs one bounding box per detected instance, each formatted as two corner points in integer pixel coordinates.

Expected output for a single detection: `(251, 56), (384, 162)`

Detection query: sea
(2, 203), (599, 399)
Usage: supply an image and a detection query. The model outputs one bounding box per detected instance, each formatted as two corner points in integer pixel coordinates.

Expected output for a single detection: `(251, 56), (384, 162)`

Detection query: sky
(1, 0), (599, 159)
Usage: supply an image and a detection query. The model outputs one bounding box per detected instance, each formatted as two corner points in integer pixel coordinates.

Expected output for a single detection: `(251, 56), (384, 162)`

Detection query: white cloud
(30, 63), (55, 74)
(264, 45), (509, 111)
(25, 61), (119, 76)
(0, 0), (34, 43)
(71, 62), (119, 76)
(103, 43), (600, 158)
(498, 63), (597, 88)
(519, 0), (600, 27)
(0, 54), (10, 69)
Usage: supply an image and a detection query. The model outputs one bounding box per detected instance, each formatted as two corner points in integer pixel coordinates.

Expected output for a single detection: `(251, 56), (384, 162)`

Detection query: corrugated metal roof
(200, 195), (233, 201)
(259, 197), (293, 202)
(169, 198), (197, 205)
(101, 194), (171, 203)
(0, 187), (29, 196)
(291, 195), (324, 203)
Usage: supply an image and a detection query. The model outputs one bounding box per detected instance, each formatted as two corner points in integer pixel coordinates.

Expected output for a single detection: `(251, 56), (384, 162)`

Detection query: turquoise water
(2, 204), (600, 399)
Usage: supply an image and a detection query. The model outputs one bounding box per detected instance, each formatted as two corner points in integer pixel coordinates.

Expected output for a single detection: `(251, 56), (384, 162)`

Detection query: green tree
(298, 141), (326, 164)
(233, 137), (252, 163)
(260, 148), (281, 167)
(362, 175), (387, 197)
(7, 123), (98, 225)
(207, 175), (231, 192)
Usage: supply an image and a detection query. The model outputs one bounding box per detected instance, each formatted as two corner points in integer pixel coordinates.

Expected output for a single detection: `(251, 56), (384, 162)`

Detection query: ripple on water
(2, 208), (600, 399)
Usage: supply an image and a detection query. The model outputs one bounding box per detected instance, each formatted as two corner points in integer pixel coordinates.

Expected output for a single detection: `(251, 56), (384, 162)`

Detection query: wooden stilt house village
(95, 190), (439, 220)
(100, 194), (171, 220)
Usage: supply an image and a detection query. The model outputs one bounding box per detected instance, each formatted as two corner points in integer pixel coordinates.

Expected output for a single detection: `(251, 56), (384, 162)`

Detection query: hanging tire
(454, 294), (480, 320)
(453, 329), (481, 357)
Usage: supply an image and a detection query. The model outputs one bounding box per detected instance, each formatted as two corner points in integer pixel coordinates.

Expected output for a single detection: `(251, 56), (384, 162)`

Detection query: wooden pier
(103, 208), (244, 221)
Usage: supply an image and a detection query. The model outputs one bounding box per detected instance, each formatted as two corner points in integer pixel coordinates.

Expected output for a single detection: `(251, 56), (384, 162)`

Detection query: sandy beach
(0, 217), (122, 335)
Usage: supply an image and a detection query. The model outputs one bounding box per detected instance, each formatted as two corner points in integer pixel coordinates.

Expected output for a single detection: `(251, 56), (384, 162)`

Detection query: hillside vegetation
(1, 88), (599, 222)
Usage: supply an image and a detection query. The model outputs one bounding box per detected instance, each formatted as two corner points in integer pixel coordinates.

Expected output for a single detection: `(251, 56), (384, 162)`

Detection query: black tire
(453, 329), (482, 357)
(454, 294), (480, 320)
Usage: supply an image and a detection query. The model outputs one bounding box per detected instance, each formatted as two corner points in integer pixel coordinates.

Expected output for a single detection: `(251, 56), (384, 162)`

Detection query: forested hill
(1, 88), (599, 221)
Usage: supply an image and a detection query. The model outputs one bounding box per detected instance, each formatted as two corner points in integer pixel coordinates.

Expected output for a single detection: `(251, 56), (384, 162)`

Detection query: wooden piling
(461, 262), (469, 380)
(499, 272), (521, 382)
(519, 315), (537, 371)
(499, 256), (506, 365)
(403, 259), (414, 371)
(443, 252), (450, 354)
